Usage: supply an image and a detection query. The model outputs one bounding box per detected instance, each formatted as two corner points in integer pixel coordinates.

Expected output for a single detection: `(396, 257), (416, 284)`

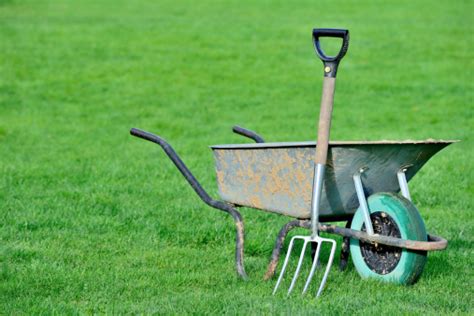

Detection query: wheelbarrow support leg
(397, 167), (412, 201)
(353, 168), (374, 235)
(130, 128), (248, 280)
(265, 218), (353, 279)
(339, 218), (352, 271)
(264, 219), (310, 280)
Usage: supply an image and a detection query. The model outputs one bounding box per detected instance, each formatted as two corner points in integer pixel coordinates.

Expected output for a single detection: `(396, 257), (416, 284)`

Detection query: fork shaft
(311, 164), (325, 238)
(311, 77), (336, 237)
(314, 77), (336, 165)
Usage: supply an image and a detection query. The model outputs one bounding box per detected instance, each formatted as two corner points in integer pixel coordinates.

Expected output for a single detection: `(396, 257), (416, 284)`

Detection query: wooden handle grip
(315, 77), (336, 165)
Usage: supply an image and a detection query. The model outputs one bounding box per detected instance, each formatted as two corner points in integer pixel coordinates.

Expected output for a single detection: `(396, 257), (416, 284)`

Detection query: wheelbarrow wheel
(350, 192), (427, 285)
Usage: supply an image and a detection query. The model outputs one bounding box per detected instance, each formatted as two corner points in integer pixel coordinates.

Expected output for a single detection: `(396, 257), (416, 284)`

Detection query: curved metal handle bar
(321, 224), (448, 251)
(232, 125), (265, 143)
(130, 127), (248, 279)
(265, 219), (447, 280)
(131, 128), (222, 209)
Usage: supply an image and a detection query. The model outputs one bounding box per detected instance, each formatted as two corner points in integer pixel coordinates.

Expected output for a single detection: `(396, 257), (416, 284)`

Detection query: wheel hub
(359, 211), (402, 275)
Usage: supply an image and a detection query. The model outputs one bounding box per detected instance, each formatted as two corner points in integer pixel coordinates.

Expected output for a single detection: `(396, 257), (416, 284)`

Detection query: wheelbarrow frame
(130, 127), (448, 280)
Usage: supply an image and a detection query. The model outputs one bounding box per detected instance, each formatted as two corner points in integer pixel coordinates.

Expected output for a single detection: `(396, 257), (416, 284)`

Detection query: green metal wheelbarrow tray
(130, 126), (454, 285)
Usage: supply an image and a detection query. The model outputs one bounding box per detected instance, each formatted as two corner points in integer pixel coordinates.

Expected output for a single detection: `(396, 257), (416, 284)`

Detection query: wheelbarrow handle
(129, 128), (235, 214)
(130, 127), (165, 145)
(130, 126), (226, 209)
(312, 28), (349, 78)
(130, 127), (248, 280)
(232, 125), (265, 143)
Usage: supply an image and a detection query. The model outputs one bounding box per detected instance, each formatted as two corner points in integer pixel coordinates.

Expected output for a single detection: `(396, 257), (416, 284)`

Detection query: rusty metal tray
(212, 140), (454, 221)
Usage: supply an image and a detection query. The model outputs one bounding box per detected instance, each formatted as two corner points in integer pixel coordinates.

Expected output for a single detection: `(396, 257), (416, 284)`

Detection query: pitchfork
(273, 28), (350, 297)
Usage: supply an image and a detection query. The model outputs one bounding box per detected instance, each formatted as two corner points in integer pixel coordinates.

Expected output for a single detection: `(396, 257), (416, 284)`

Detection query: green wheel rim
(350, 192), (428, 285)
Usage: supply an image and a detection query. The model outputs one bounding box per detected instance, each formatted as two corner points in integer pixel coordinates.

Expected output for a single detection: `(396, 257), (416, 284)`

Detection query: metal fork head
(272, 234), (337, 297)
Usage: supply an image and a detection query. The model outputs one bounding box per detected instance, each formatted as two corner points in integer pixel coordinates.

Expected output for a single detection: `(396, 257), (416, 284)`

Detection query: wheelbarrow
(129, 29), (454, 289)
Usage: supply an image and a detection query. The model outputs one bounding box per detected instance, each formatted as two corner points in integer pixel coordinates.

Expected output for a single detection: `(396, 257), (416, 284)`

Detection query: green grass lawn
(1, 0), (473, 314)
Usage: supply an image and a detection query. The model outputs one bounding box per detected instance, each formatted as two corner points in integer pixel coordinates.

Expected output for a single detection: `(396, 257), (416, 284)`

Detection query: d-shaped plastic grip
(312, 28), (350, 77)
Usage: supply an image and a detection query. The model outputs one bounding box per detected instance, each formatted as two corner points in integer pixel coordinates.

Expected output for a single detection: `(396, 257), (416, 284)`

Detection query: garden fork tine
(303, 236), (337, 296)
(273, 28), (349, 298)
(272, 236), (299, 295)
(272, 166), (337, 297)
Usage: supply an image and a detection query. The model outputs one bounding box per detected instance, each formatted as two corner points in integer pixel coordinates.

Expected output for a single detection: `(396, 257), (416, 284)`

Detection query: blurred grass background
(0, 0), (473, 314)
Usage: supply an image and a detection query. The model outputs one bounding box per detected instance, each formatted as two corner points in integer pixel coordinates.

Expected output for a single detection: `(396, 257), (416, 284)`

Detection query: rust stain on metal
(216, 170), (225, 184)
(249, 195), (262, 208)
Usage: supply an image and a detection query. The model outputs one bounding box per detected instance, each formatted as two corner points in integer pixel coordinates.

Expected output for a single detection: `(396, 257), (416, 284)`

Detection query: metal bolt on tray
(130, 28), (455, 297)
